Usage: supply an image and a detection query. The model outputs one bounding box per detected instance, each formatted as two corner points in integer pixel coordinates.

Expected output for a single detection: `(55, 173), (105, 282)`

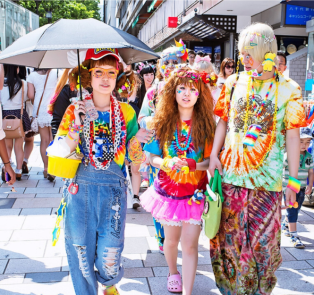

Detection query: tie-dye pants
(210, 183), (283, 295)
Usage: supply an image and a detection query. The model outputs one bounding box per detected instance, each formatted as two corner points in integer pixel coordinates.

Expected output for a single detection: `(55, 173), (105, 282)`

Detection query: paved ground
(0, 137), (314, 295)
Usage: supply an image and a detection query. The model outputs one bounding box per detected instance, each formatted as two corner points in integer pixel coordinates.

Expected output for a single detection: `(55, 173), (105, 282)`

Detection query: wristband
(67, 133), (79, 144)
(3, 162), (10, 165)
(288, 201), (298, 209)
(160, 157), (172, 172)
(287, 176), (301, 193)
(183, 158), (196, 172)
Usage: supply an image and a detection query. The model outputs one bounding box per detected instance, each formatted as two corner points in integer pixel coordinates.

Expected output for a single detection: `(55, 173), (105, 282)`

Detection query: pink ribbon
(195, 55), (211, 63)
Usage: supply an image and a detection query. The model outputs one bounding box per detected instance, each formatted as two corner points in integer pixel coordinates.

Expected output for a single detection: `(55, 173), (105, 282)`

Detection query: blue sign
(194, 46), (212, 54)
(214, 46), (221, 54)
(285, 4), (314, 26)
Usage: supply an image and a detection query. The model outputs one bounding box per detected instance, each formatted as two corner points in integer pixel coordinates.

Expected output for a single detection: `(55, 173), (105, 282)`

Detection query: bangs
(141, 65), (155, 76)
(175, 75), (201, 91)
(91, 55), (118, 69)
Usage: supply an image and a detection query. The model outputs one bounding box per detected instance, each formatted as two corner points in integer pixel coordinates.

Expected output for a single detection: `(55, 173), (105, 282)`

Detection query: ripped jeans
(63, 162), (128, 295)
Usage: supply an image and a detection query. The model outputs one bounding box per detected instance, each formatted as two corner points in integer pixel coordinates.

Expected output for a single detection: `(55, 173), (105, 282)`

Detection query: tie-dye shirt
(214, 72), (306, 192)
(144, 120), (212, 197)
(56, 101), (138, 177)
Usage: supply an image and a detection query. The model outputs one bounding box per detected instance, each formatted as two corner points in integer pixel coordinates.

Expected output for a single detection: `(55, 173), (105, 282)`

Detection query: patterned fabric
(214, 72), (306, 192)
(282, 151), (314, 190)
(144, 120), (212, 197)
(56, 99), (138, 177)
(210, 183), (282, 295)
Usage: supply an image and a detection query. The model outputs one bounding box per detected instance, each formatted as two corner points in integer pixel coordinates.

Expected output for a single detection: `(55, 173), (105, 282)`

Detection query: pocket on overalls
(64, 182), (88, 240)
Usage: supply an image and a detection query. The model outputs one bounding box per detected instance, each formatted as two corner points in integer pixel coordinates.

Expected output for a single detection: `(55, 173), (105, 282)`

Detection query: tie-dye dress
(140, 120), (212, 224)
(211, 72), (306, 295)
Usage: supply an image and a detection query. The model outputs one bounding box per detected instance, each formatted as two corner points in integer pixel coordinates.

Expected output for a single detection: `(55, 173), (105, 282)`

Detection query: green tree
(16, 0), (100, 26)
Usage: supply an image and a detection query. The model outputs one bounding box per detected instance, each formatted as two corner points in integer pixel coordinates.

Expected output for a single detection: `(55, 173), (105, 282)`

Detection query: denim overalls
(63, 159), (128, 295)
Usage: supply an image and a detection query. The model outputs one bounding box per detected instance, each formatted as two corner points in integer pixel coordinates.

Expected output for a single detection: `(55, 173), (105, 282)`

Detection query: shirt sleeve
(55, 104), (76, 137)
(214, 76), (234, 122)
(144, 136), (162, 156)
(26, 73), (33, 84)
(285, 84), (306, 130)
(121, 103), (138, 144)
(138, 88), (154, 124)
(204, 139), (213, 159)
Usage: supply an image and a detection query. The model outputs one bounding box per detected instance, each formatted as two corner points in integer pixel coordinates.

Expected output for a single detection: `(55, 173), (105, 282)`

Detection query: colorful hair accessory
(128, 136), (146, 165)
(117, 72), (126, 81)
(245, 46), (254, 50)
(263, 53), (276, 72)
(288, 201), (299, 209)
(161, 65), (166, 69)
(121, 85), (126, 90)
(287, 176), (301, 193)
(118, 89), (123, 93)
(243, 124), (262, 147)
(81, 65), (88, 70)
(250, 32), (276, 44)
(195, 55), (211, 63)
(175, 39), (188, 61)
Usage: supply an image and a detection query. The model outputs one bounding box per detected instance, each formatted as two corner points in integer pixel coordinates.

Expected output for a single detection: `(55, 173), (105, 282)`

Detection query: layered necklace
(175, 121), (192, 157)
(242, 70), (279, 169)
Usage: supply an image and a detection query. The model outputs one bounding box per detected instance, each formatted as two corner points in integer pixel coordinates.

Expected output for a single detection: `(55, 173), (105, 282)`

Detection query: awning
(177, 15), (237, 40)
(281, 0), (314, 9)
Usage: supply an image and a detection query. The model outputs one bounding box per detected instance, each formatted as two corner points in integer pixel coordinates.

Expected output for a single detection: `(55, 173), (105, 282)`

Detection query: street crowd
(0, 21), (312, 295)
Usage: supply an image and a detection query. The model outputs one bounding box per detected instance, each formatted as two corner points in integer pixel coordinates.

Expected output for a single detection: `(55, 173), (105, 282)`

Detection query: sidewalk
(0, 137), (313, 295)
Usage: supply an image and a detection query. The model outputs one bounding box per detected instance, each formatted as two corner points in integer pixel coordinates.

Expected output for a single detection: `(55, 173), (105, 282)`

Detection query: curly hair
(68, 55), (135, 98)
(155, 59), (163, 81)
(151, 67), (216, 151)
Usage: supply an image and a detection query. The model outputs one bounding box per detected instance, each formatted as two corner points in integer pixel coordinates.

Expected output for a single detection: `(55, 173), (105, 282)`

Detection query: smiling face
(175, 84), (199, 109)
(241, 51), (263, 73)
(90, 64), (117, 95)
(143, 72), (154, 86)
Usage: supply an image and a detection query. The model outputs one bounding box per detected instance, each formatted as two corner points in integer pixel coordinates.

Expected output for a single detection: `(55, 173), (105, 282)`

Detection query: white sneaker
(132, 197), (141, 209)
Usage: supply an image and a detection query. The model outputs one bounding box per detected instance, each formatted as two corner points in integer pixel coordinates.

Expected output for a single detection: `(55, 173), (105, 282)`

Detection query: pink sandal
(167, 271), (182, 293)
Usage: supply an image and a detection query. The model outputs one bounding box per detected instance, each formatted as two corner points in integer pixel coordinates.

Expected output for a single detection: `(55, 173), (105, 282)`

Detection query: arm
(0, 64), (4, 90)
(149, 153), (163, 169)
(27, 82), (35, 103)
(208, 119), (227, 176)
(196, 158), (210, 171)
(306, 169), (314, 195)
(285, 128), (300, 206)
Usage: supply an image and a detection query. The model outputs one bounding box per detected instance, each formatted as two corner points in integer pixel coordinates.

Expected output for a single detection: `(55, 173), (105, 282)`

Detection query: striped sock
(290, 230), (297, 238)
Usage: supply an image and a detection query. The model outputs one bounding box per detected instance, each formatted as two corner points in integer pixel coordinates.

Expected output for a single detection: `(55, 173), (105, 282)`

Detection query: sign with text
(285, 4), (314, 26)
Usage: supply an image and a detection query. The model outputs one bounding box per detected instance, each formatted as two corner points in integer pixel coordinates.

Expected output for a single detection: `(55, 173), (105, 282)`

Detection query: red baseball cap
(85, 48), (120, 61)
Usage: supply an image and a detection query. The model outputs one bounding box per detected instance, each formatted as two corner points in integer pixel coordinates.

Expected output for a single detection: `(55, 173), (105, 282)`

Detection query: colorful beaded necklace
(243, 70), (279, 169)
(175, 121), (192, 154)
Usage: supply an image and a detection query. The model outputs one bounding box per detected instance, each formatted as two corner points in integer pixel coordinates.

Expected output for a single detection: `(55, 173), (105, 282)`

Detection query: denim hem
(96, 266), (124, 287)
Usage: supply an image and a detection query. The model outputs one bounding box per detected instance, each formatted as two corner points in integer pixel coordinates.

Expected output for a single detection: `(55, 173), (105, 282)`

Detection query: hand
(305, 186), (312, 195)
(5, 164), (16, 185)
(172, 157), (188, 171)
(209, 155), (223, 177)
(135, 128), (154, 143)
(73, 101), (86, 125)
(285, 187), (296, 207)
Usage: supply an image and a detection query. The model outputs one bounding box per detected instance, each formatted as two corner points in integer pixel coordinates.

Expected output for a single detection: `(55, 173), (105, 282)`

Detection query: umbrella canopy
(0, 18), (159, 68)
(281, 0), (314, 9)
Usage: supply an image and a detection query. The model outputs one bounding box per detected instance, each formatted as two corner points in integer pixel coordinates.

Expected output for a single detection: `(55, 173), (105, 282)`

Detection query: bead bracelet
(67, 132), (79, 144)
(287, 176), (301, 193)
(160, 157), (172, 172)
(128, 136), (146, 165)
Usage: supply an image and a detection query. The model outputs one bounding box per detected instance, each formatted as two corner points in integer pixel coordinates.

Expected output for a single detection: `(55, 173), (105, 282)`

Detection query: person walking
(209, 23), (306, 295)
(27, 68), (58, 180)
(0, 65), (32, 180)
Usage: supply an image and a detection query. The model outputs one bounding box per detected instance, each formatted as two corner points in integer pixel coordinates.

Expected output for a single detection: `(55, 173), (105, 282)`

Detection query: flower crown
(245, 32), (276, 49)
(173, 69), (217, 86)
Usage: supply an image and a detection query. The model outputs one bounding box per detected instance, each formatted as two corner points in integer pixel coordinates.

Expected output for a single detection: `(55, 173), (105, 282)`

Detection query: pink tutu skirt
(140, 185), (204, 222)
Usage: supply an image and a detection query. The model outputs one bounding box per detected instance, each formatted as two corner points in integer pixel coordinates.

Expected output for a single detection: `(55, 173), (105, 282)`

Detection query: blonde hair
(238, 23), (277, 62)
(193, 59), (215, 74)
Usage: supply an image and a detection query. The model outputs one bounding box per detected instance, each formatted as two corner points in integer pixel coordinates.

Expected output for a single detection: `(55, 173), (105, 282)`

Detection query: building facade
(0, 0), (39, 50)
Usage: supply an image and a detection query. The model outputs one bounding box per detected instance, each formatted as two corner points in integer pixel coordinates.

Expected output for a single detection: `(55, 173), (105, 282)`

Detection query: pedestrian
(47, 48), (147, 295)
(217, 57), (235, 88)
(282, 127), (314, 249)
(209, 22), (306, 295)
(192, 54), (215, 75)
(140, 67), (215, 295)
(187, 50), (196, 68)
(0, 65), (32, 180)
(277, 51), (287, 74)
(27, 68), (58, 180)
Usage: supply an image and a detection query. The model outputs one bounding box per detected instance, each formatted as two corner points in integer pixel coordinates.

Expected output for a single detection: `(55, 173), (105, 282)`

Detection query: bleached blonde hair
(238, 23), (277, 62)
(193, 60), (215, 74)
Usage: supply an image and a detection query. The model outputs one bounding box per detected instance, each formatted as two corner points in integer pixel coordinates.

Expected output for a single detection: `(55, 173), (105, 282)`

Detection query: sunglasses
(225, 65), (235, 69)
(89, 68), (119, 79)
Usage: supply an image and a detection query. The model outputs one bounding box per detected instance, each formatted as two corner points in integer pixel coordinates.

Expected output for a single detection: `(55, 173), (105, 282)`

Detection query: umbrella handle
(79, 113), (84, 125)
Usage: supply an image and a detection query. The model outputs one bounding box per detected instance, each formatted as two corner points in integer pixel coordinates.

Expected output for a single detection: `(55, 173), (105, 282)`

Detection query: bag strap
(20, 82), (24, 116)
(36, 70), (51, 117)
(209, 169), (223, 198)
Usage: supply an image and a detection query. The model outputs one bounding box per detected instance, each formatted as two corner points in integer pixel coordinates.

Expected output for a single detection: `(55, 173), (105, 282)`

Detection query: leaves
(17, 0), (100, 27)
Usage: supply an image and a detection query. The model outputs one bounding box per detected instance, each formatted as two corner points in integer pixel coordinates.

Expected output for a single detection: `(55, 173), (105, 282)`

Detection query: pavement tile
(126, 207), (151, 214)
(0, 209), (21, 216)
(0, 231), (12, 242)
(0, 193), (8, 198)
(126, 214), (155, 226)
(11, 229), (53, 241)
(117, 277), (150, 295)
(125, 224), (150, 238)
(285, 247), (314, 260)
(0, 260), (8, 274)
(25, 188), (60, 194)
(152, 264), (213, 277)
(54, 180), (64, 188)
(27, 174), (47, 180)
(142, 253), (168, 267)
(36, 193), (62, 198)
(0, 188), (25, 194)
(0, 241), (46, 259)
(24, 271), (69, 283)
(1, 180), (38, 188)
(176, 251), (211, 265)
(281, 248), (296, 261)
(20, 208), (52, 215)
(123, 237), (150, 254)
(7, 193), (35, 198)
(5, 257), (62, 274)
(22, 215), (57, 229)
(124, 267), (154, 278)
(0, 199), (16, 209)
(301, 207), (314, 219)
(13, 198), (62, 209)
(61, 257), (69, 272)
(278, 260), (313, 271)
(307, 260), (314, 268)
(0, 274), (25, 285)
(274, 269), (314, 294)
(44, 240), (66, 257)
(146, 237), (160, 252)
(36, 180), (55, 188)
(0, 216), (25, 230)
(147, 225), (157, 237)
(121, 254), (143, 268)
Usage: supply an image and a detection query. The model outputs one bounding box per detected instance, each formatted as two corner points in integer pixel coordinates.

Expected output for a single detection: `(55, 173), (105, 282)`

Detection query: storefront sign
(194, 46), (212, 55)
(285, 4), (314, 26)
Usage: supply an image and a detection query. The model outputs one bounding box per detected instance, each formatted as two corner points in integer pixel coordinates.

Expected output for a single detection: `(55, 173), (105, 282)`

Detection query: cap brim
(300, 135), (313, 139)
(90, 53), (120, 61)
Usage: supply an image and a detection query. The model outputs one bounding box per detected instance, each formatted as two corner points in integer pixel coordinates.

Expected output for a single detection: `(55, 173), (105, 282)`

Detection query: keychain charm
(243, 124), (262, 147)
(68, 182), (79, 195)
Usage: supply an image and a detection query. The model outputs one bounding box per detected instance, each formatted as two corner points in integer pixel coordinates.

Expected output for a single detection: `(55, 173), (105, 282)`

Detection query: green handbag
(202, 169), (224, 239)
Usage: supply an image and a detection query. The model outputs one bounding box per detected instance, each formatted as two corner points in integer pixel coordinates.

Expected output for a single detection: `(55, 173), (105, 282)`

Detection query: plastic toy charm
(263, 53), (276, 72)
(52, 198), (66, 246)
(68, 182), (79, 195)
(181, 166), (189, 174)
(288, 201), (299, 209)
(188, 189), (204, 205)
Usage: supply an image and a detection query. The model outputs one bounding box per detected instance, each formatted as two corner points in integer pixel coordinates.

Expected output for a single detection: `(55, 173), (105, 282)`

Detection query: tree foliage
(16, 0), (100, 26)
